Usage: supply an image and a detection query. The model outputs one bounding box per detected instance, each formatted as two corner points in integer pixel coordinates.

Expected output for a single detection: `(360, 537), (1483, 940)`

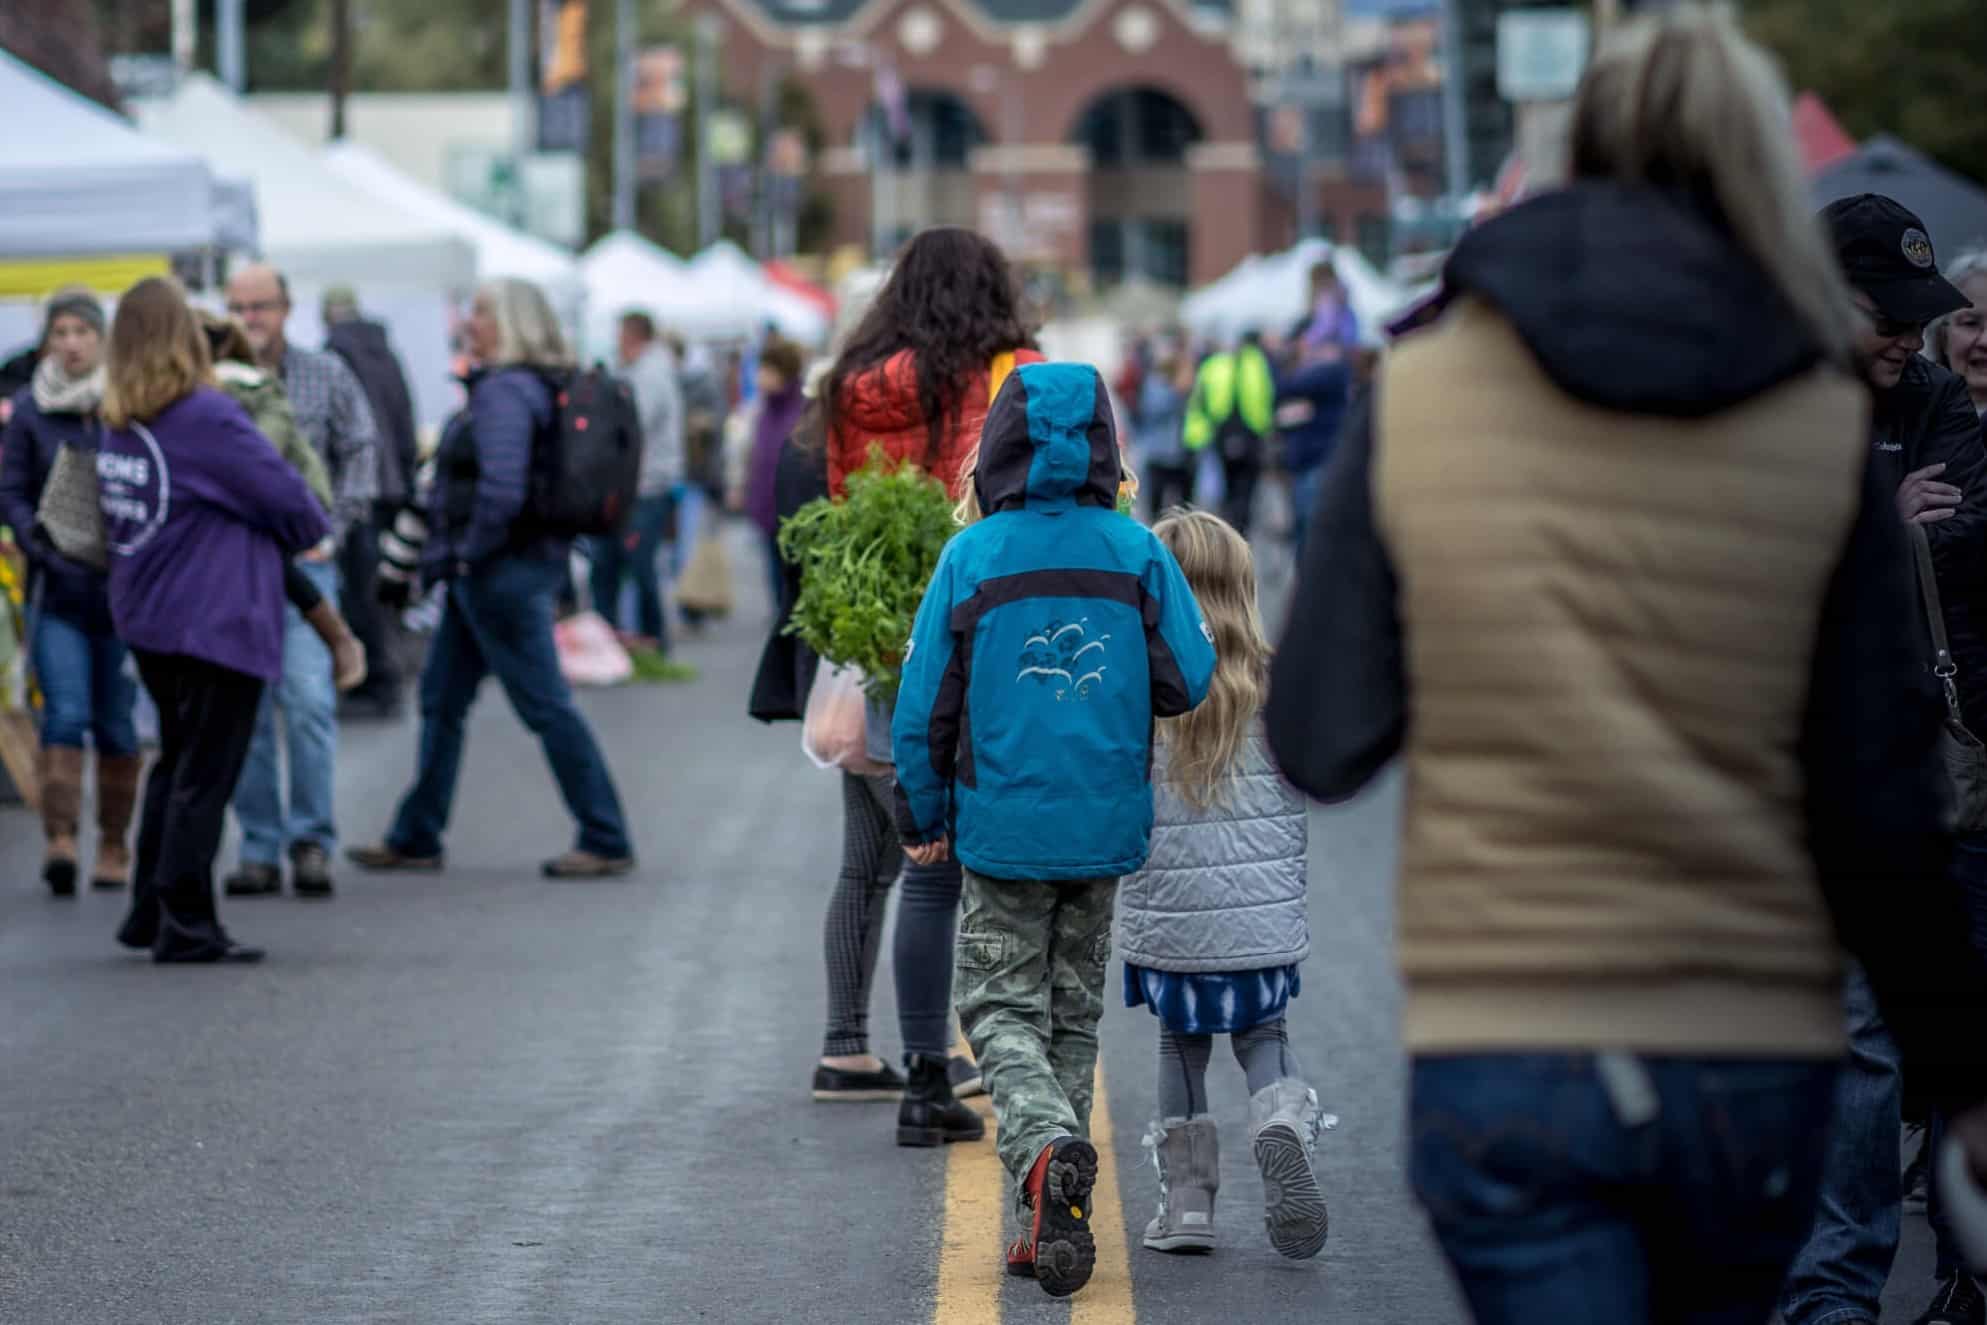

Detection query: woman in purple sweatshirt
(97, 278), (330, 964)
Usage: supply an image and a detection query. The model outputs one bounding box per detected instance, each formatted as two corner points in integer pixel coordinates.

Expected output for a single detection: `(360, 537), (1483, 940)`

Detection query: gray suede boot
(1141, 1116), (1219, 1253)
(1250, 1079), (1332, 1260)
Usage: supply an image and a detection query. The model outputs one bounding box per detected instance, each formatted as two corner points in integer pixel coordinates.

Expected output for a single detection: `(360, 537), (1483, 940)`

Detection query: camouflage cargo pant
(955, 868), (1119, 1192)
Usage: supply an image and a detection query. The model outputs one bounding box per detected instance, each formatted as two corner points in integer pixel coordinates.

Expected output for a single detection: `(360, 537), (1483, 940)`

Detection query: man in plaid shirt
(221, 263), (379, 900)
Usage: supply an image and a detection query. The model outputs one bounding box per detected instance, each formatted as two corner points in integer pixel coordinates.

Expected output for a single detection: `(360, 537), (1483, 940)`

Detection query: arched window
(861, 90), (989, 172)
(1071, 87), (1206, 287)
(1071, 87), (1205, 169)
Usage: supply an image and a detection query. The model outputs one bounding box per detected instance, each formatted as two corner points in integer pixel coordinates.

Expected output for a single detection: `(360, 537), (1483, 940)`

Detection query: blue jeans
(232, 559), (339, 865)
(1412, 1053), (1837, 1325)
(587, 492), (674, 649)
(31, 609), (139, 754)
(893, 855), (963, 1058)
(1290, 463), (1325, 559)
(1928, 832), (1987, 1278)
(1779, 966), (1901, 1325)
(387, 555), (630, 859)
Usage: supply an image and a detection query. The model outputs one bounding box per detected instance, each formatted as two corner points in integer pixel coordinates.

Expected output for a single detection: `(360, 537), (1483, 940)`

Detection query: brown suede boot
(39, 745), (84, 897)
(92, 753), (144, 890)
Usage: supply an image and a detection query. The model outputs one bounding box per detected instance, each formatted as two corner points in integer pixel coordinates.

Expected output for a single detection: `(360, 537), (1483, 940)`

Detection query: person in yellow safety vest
(1184, 331), (1277, 536)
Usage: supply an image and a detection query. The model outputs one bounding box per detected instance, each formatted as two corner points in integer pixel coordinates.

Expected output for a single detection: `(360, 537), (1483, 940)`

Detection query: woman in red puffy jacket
(824, 228), (1041, 501)
(806, 228), (1037, 1151)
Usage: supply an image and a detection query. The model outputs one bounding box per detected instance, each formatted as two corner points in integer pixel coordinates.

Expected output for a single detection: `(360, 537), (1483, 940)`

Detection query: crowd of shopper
(11, 5), (1987, 1319)
(0, 259), (762, 954)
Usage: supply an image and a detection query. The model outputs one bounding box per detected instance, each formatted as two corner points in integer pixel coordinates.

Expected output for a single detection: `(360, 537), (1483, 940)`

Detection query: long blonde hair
(950, 444), (1141, 526)
(1152, 509), (1267, 807)
(1569, 4), (1857, 364)
(103, 276), (212, 428)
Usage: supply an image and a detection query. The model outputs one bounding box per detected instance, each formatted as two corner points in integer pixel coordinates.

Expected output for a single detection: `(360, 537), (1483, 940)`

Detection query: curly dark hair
(822, 227), (1036, 464)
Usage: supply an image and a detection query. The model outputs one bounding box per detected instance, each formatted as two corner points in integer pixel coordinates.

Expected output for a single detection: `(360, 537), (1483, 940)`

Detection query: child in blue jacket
(893, 362), (1216, 1298)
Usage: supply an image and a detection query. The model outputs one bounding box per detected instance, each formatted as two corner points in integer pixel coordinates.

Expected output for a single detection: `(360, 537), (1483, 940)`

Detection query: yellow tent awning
(0, 255), (169, 301)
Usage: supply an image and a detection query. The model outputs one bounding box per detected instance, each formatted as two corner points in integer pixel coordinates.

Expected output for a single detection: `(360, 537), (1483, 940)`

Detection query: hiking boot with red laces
(1005, 1135), (1099, 1298)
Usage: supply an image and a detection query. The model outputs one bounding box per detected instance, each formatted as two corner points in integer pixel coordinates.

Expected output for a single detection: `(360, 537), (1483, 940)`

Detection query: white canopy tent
(579, 231), (696, 360)
(683, 241), (830, 346)
(136, 76), (477, 432)
(0, 48), (219, 258)
(581, 234), (829, 352)
(320, 140), (585, 335)
(136, 76), (476, 290)
(1180, 240), (1414, 346)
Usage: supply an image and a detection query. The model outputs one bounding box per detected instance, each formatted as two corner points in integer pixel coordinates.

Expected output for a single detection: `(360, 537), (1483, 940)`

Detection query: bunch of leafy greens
(779, 447), (958, 701)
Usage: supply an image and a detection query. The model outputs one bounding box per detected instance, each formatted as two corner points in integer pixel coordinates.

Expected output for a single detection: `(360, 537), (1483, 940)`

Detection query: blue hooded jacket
(892, 363), (1216, 881)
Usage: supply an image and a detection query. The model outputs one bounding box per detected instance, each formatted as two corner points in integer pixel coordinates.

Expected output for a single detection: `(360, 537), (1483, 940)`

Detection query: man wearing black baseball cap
(1824, 192), (1984, 582)
(1781, 194), (1987, 1325)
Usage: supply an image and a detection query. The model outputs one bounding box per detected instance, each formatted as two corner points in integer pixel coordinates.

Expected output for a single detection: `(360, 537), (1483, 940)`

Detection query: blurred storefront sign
(634, 46), (685, 180)
(538, 0), (590, 153)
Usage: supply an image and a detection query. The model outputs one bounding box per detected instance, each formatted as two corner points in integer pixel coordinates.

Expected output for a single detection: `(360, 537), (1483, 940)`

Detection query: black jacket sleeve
(748, 439), (829, 724)
(0, 400), (40, 555)
(1803, 452), (1987, 1112)
(1920, 370), (1987, 590)
(1265, 389), (1406, 800)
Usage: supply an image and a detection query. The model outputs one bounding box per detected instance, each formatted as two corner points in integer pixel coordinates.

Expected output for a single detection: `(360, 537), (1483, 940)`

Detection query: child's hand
(905, 836), (951, 866)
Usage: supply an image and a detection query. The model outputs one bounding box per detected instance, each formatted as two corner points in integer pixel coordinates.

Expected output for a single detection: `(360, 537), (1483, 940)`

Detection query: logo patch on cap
(1903, 228), (1935, 269)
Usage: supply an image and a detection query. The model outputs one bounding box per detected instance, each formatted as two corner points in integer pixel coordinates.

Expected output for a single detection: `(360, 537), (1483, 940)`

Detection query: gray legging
(821, 770), (961, 1061)
(1157, 1019), (1302, 1119)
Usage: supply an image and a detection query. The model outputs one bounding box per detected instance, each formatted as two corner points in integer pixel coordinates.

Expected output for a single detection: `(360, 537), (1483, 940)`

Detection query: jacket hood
(973, 362), (1121, 513)
(1441, 182), (1826, 418)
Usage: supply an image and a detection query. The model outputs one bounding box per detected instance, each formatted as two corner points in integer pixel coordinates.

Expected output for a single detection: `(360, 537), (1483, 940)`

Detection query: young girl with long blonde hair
(1116, 508), (1329, 1261)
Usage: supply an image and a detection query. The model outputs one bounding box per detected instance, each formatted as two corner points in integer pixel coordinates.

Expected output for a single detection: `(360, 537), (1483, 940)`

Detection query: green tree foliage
(1743, 0), (1986, 185)
(219, 0), (832, 251)
(233, 0), (504, 92)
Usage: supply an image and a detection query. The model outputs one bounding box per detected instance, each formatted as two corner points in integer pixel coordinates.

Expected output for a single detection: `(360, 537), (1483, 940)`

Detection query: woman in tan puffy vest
(1266, 6), (1987, 1322)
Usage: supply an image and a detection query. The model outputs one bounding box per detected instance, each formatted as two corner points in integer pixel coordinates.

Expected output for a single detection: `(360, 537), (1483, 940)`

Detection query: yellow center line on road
(934, 1090), (1006, 1324)
(1070, 1070), (1136, 1324)
(932, 1066), (1138, 1325)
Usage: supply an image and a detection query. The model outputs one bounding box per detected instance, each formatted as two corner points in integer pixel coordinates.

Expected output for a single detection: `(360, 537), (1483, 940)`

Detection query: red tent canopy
(1794, 92), (1857, 175)
(764, 260), (835, 319)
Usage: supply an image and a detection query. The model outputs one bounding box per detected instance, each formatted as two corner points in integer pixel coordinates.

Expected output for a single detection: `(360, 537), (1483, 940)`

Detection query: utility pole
(170, 0), (195, 75)
(613, 0), (637, 232)
(328, 0), (352, 138)
(1267, 0), (1345, 244)
(217, 0), (246, 91)
(509, 0), (532, 181)
(752, 59), (778, 257)
(696, 15), (722, 249)
(1438, 0), (1471, 200)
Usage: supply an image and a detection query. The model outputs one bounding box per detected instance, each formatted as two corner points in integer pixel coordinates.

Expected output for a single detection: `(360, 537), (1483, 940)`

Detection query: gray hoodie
(1116, 725), (1309, 973)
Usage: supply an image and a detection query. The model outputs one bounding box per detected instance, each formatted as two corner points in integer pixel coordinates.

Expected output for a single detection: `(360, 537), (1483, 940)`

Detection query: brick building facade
(683, 0), (1388, 286)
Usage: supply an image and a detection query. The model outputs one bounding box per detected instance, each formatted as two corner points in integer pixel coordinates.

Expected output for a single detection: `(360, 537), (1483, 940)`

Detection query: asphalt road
(0, 539), (1947, 1325)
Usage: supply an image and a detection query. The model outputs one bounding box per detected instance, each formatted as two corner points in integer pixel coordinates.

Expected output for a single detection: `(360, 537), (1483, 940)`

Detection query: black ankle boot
(152, 911), (265, 965)
(116, 894), (160, 951)
(897, 1053), (986, 1147)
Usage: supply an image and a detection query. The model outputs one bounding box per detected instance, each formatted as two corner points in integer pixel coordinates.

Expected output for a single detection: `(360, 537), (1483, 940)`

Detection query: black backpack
(519, 366), (644, 538)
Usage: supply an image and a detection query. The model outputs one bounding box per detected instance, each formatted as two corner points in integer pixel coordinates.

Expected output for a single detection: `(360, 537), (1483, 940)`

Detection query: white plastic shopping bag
(554, 611), (635, 687)
(802, 665), (883, 773)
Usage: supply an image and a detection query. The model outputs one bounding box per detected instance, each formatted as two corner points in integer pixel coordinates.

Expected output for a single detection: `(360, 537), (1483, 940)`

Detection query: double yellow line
(934, 1067), (1137, 1323)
